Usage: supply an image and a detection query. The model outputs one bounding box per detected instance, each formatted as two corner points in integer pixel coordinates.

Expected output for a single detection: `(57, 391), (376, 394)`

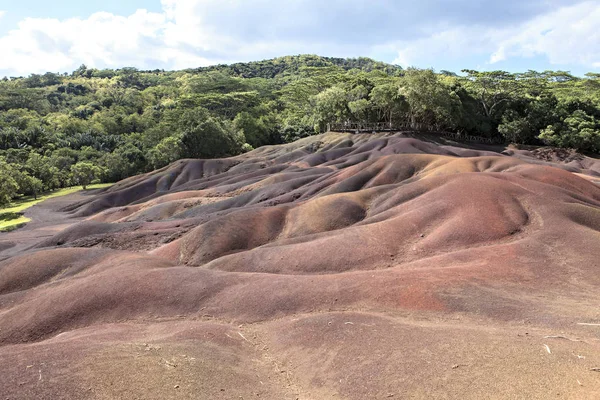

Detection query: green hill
(0, 55), (599, 204)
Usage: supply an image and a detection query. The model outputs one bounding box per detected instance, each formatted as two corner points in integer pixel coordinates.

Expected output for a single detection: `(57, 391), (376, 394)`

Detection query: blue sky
(0, 0), (598, 77)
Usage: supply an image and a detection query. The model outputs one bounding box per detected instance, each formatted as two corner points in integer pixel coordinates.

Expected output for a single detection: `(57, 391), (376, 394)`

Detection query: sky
(0, 0), (599, 77)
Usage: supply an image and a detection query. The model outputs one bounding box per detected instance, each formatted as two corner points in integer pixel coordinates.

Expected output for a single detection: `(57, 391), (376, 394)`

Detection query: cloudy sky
(0, 0), (599, 77)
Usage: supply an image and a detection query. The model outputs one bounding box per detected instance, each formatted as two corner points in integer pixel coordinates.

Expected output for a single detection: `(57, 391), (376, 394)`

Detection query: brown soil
(1, 131), (600, 399)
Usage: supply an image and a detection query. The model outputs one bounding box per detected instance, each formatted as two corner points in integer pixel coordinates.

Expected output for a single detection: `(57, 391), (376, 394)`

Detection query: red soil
(1, 132), (600, 399)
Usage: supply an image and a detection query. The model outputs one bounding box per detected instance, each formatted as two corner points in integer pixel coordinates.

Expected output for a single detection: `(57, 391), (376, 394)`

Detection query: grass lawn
(0, 213), (31, 232)
(0, 183), (112, 232)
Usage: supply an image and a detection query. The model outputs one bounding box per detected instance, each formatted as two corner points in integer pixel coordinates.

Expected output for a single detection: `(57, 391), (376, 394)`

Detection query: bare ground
(1, 132), (600, 399)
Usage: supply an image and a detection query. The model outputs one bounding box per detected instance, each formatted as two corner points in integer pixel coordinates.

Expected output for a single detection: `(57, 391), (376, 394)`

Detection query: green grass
(0, 183), (112, 232)
(0, 214), (30, 232)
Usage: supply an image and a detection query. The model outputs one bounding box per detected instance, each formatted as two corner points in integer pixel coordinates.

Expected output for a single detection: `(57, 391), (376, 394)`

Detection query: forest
(0, 54), (599, 205)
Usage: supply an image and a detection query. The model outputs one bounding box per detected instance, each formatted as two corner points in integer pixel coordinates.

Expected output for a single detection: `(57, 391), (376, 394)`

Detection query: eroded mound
(2, 132), (600, 399)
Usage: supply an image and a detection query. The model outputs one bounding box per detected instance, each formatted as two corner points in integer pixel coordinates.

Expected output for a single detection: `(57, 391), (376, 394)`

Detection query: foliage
(0, 158), (19, 207)
(179, 108), (243, 159)
(71, 162), (106, 189)
(461, 70), (522, 119)
(0, 54), (599, 202)
(148, 136), (183, 169)
(233, 111), (275, 148)
(400, 69), (461, 130)
(14, 172), (43, 199)
(540, 110), (600, 152)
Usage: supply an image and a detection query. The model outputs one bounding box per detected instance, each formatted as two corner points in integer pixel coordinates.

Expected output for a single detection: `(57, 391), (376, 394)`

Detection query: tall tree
(71, 162), (105, 190)
(0, 158), (19, 207)
(461, 70), (521, 119)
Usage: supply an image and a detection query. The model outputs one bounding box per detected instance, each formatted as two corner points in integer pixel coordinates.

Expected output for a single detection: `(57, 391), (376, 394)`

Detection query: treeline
(0, 54), (599, 206)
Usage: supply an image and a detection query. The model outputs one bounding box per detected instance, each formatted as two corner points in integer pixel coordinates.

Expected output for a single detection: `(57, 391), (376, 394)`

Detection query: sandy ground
(1, 132), (600, 399)
(0, 189), (106, 261)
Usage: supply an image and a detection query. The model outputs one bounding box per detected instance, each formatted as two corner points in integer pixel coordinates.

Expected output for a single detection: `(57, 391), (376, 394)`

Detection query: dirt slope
(1, 132), (600, 399)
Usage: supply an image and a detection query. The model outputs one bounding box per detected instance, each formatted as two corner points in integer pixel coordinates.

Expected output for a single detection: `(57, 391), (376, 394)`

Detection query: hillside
(1, 55), (600, 206)
(1, 132), (600, 398)
(192, 55), (403, 78)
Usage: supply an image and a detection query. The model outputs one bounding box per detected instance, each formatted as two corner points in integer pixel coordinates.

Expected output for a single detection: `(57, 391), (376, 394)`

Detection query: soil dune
(1, 132), (600, 399)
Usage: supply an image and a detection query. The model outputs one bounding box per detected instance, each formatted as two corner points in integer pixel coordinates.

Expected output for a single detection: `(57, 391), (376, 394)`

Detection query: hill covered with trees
(0, 54), (599, 204)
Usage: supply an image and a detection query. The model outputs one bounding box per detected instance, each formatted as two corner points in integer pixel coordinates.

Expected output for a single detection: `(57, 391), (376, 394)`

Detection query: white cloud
(488, 1), (600, 67)
(390, 1), (600, 71)
(391, 27), (496, 68)
(0, 0), (367, 76)
(0, 0), (598, 76)
(0, 9), (176, 76)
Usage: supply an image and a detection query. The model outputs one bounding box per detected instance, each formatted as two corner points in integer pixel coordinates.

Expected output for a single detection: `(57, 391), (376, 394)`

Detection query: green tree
(97, 152), (129, 183)
(15, 172), (43, 199)
(179, 108), (243, 159)
(461, 70), (521, 119)
(71, 162), (105, 189)
(148, 136), (183, 169)
(370, 82), (407, 128)
(113, 141), (146, 176)
(348, 98), (370, 125)
(400, 69), (461, 130)
(0, 158), (19, 207)
(233, 111), (273, 148)
(313, 86), (350, 130)
(498, 110), (531, 143)
(25, 152), (60, 191)
(540, 110), (600, 152)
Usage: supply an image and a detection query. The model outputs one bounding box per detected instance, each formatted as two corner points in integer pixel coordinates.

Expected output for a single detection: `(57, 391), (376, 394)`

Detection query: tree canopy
(0, 54), (599, 205)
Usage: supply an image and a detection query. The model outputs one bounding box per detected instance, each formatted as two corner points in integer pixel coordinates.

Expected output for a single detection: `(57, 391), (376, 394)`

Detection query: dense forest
(1, 54), (599, 205)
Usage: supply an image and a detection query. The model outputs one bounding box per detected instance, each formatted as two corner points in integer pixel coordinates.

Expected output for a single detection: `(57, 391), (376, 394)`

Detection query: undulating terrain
(2, 131), (600, 399)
